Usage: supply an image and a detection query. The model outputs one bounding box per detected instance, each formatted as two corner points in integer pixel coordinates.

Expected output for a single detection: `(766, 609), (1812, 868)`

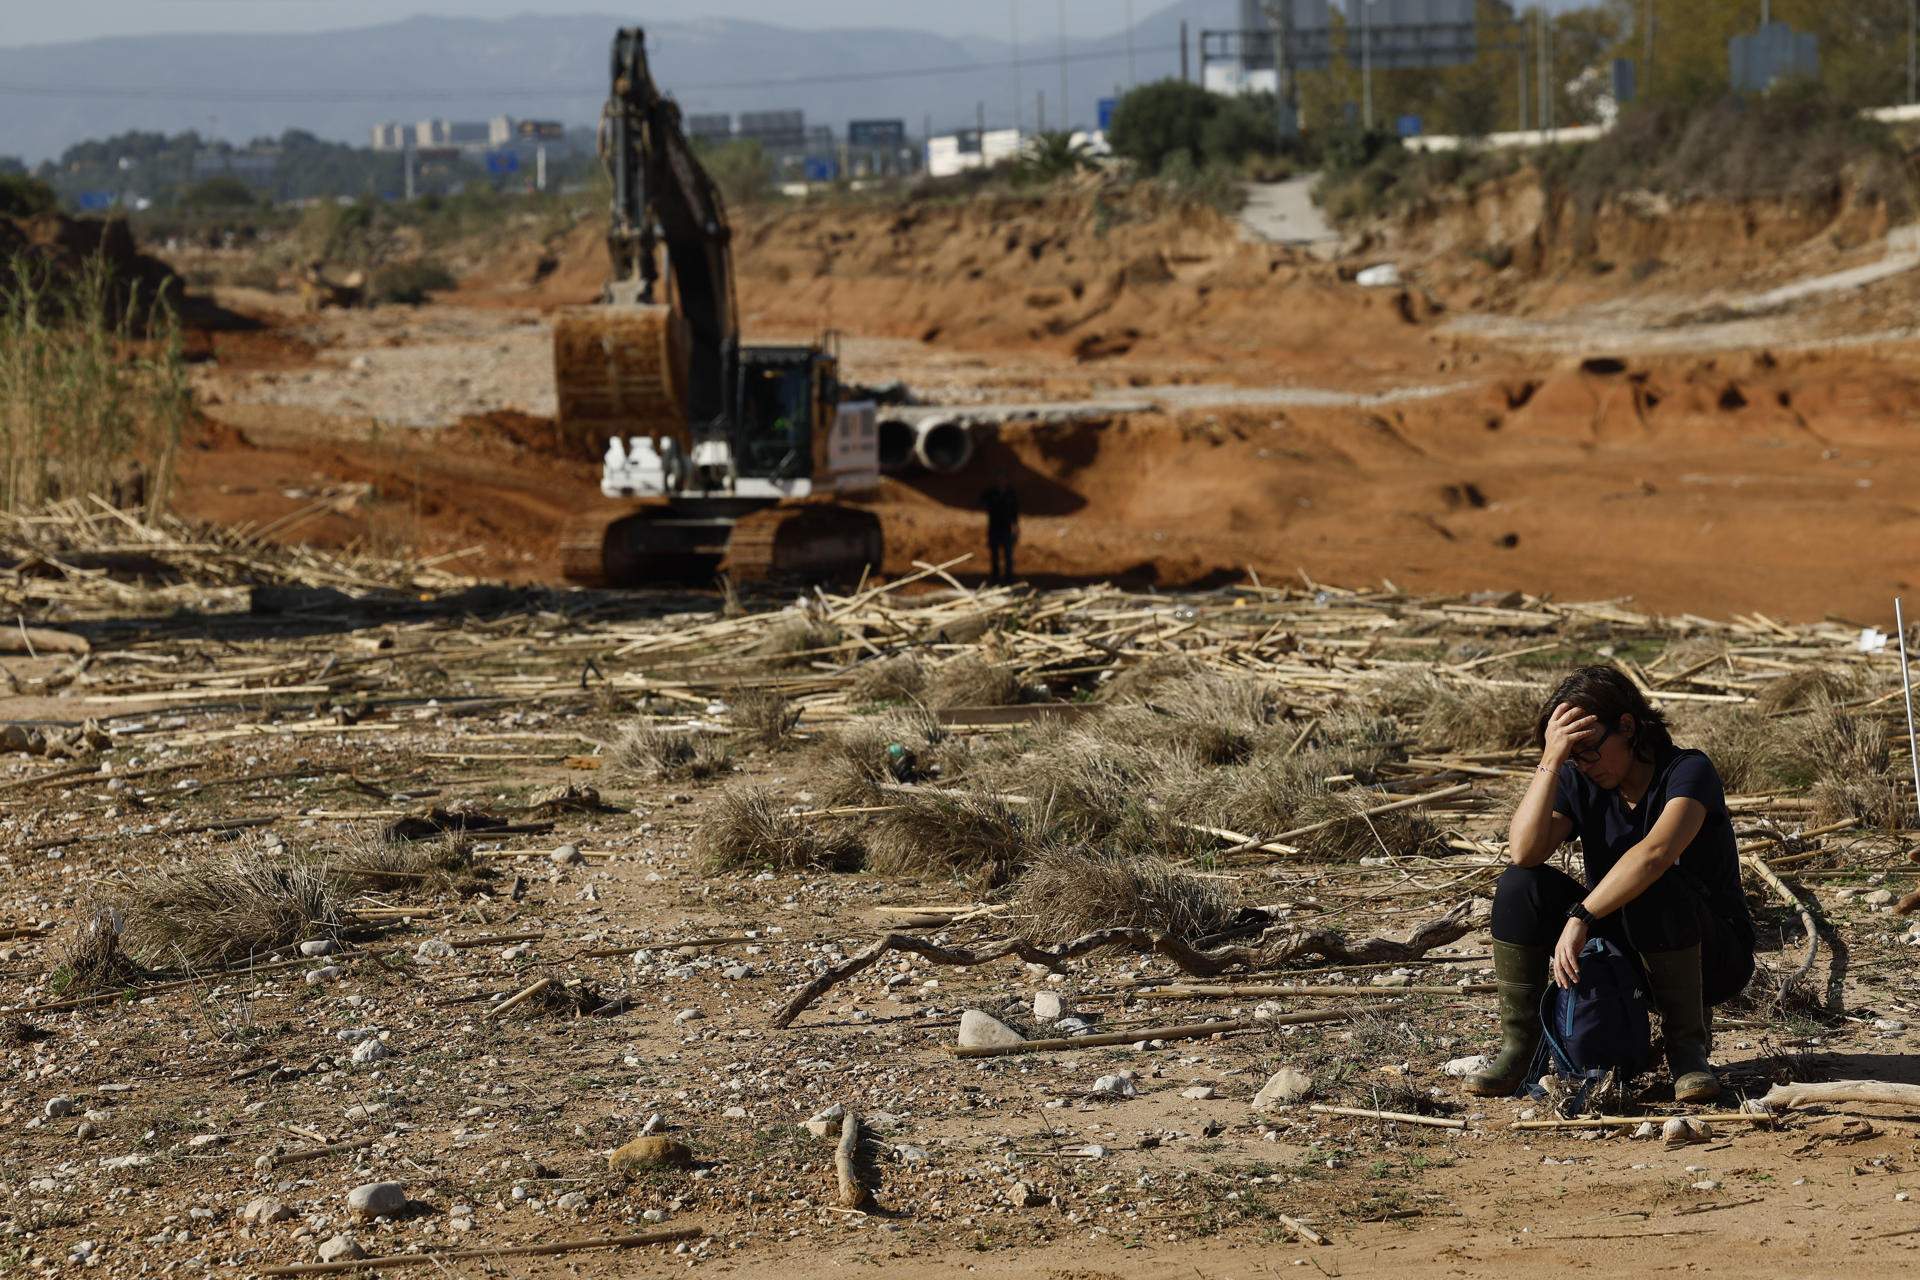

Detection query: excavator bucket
(552, 304), (691, 457)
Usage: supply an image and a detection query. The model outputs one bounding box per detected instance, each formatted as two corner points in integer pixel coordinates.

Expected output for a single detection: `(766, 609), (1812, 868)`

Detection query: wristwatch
(1566, 902), (1597, 925)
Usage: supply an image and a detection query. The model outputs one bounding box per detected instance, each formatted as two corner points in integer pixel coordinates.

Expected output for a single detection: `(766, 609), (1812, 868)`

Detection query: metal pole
(1181, 20), (1190, 83)
(1361, 0), (1373, 130)
(1644, 0), (1655, 95)
(1058, 0), (1070, 133)
(1518, 40), (1528, 133)
(1899, 599), (1920, 828)
(1011, 1), (1022, 133)
(1910, 0), (1916, 104)
(1537, 9), (1549, 137)
(1125, 0), (1136, 85)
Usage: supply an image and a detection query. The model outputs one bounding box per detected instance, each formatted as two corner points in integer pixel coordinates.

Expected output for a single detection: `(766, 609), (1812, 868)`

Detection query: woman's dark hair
(1533, 665), (1673, 760)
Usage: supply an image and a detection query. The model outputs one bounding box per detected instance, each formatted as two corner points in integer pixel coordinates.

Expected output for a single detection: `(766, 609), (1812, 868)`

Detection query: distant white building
(926, 129), (1024, 179)
(370, 122), (409, 152)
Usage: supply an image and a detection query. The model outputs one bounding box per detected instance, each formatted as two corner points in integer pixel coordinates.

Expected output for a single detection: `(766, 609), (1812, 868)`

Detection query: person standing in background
(981, 472), (1020, 583)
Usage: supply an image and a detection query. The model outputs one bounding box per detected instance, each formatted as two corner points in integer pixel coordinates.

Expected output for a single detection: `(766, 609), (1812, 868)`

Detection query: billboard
(1272, 0), (1476, 72)
(737, 110), (805, 148)
(1730, 22), (1819, 94)
(848, 119), (906, 148)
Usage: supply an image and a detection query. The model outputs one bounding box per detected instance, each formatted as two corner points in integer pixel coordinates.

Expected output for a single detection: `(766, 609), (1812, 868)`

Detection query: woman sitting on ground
(1465, 666), (1756, 1103)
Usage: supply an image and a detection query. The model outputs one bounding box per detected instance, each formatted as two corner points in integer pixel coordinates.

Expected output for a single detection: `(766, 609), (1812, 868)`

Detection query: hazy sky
(6, 0), (1172, 47)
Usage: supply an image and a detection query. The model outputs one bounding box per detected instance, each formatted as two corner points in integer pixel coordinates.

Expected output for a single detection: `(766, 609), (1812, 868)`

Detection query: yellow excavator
(552, 27), (884, 587)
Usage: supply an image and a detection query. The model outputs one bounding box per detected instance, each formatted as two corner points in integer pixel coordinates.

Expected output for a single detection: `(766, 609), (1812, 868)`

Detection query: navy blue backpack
(1533, 937), (1655, 1089)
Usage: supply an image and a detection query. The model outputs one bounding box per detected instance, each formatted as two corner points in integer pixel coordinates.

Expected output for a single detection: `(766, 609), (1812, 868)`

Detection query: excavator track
(722, 502), (884, 585)
(558, 500), (734, 588)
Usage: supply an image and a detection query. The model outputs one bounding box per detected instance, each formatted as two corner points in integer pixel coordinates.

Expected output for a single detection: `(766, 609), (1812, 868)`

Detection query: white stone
(802, 1104), (845, 1139)
(304, 966), (342, 986)
(673, 1008), (704, 1025)
(1251, 1067), (1313, 1111)
(317, 1235), (365, 1263)
(299, 940), (337, 958)
(1181, 1086), (1217, 1100)
(1631, 1121), (1657, 1140)
(1441, 1055), (1491, 1078)
(241, 1197), (293, 1226)
(1091, 1074), (1137, 1098)
(1033, 991), (1067, 1023)
(347, 1182), (406, 1219)
(351, 1038), (391, 1067)
(556, 1191), (588, 1211)
(551, 845), (583, 866)
(43, 1096), (76, 1119)
(957, 1009), (1026, 1050)
(1865, 889), (1896, 907)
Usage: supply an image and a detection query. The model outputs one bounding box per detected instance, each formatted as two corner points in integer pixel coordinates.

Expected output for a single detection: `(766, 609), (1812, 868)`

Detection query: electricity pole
(1011, 2), (1022, 132)
(1125, 0), (1136, 86)
(1361, 0), (1373, 129)
(1058, 0), (1070, 134)
(1910, 0), (1917, 104)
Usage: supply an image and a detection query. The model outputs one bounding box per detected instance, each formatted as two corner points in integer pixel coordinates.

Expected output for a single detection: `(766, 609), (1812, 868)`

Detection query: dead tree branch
(772, 899), (1477, 1029)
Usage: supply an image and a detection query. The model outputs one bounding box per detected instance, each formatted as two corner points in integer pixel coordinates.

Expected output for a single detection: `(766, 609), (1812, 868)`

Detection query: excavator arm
(599, 27), (738, 427)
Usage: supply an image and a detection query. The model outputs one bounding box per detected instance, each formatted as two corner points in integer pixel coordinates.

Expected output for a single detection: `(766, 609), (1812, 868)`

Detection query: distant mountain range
(2, 3), (1243, 163)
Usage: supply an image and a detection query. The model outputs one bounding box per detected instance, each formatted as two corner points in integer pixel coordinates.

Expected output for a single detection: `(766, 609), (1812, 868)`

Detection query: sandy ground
(2, 583), (1919, 1280)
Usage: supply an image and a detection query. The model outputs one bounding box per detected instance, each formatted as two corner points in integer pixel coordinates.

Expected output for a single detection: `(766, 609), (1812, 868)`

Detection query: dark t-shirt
(981, 485), (1019, 535)
(1554, 747), (1754, 944)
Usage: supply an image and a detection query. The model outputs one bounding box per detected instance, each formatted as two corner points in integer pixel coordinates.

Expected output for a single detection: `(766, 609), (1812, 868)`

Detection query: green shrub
(1110, 80), (1285, 175)
(0, 173), (57, 219)
(371, 258), (456, 305)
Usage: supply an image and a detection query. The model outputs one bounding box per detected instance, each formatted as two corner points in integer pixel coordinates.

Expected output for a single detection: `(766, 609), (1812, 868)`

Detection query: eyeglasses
(1572, 725), (1615, 765)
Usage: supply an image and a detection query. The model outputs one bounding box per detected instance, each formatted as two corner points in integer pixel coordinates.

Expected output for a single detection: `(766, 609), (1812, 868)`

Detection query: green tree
(0, 172), (57, 218)
(692, 139), (771, 206)
(1109, 79), (1284, 174)
(180, 176), (260, 210)
(1016, 130), (1096, 181)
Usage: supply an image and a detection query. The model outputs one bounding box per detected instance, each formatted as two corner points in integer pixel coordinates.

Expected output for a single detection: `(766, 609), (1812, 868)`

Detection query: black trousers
(988, 532), (1016, 582)
(1490, 863), (1755, 1007)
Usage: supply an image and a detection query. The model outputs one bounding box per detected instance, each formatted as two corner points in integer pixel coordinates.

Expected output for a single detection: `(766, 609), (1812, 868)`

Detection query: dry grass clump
(114, 851), (340, 969)
(1682, 707), (1790, 792)
(1755, 664), (1874, 712)
(726, 686), (801, 750)
(925, 654), (1026, 709)
(1097, 656), (1209, 703)
(1287, 786), (1443, 858)
(696, 785), (864, 872)
(329, 831), (485, 895)
(1366, 670), (1542, 752)
(865, 790), (1029, 889)
(612, 723), (731, 781)
(849, 653), (926, 705)
(1422, 680), (1544, 752)
(751, 612), (843, 667)
(810, 709), (955, 805)
(1012, 846), (1240, 944)
(54, 908), (152, 994)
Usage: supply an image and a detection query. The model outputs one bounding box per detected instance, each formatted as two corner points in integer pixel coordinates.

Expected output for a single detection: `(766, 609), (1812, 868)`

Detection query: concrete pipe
(913, 417), (975, 474)
(877, 417), (919, 473)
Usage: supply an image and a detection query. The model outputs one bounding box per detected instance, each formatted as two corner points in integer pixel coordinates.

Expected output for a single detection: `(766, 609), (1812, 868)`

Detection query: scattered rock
(1091, 1073), (1137, 1098)
(347, 1182), (407, 1219)
(350, 1038), (391, 1067)
(1251, 1067), (1314, 1111)
(551, 844), (583, 866)
(317, 1234), (365, 1263)
(1663, 1117), (1711, 1148)
(673, 1008), (704, 1025)
(609, 1135), (693, 1173)
(802, 1104), (845, 1139)
(1009, 1180), (1049, 1208)
(1033, 990), (1068, 1023)
(241, 1197), (293, 1226)
(555, 1191), (588, 1211)
(43, 1096), (76, 1119)
(957, 1009), (1025, 1050)
(1631, 1121), (1657, 1140)
(1181, 1085), (1217, 1101)
(304, 966), (342, 986)
(298, 940), (337, 958)
(1442, 1054), (1491, 1078)
(1865, 889), (1896, 907)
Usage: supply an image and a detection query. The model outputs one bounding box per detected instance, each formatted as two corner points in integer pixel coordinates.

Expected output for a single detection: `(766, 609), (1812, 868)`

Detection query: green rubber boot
(1463, 941), (1549, 1097)
(1641, 945), (1722, 1104)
